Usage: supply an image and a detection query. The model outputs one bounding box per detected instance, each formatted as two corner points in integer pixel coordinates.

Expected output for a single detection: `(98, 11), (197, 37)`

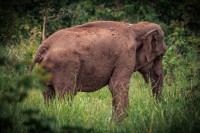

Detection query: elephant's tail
(28, 62), (35, 75)
(28, 43), (49, 75)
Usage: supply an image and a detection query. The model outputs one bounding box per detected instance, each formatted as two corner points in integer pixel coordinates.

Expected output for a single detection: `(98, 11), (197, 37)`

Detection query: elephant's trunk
(150, 56), (164, 99)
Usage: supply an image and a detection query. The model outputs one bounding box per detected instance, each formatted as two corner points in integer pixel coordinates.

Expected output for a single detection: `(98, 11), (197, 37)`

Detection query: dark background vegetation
(0, 0), (200, 133)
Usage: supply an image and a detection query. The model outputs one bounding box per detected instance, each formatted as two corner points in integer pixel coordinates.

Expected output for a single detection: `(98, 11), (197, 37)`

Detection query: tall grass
(16, 73), (189, 133)
(1, 40), (199, 133)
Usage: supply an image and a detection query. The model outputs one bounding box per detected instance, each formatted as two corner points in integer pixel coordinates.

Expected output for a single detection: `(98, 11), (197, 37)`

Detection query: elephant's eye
(158, 53), (164, 59)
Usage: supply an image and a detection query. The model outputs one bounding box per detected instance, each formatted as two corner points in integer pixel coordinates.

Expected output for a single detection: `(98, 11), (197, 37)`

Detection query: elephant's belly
(76, 65), (113, 92)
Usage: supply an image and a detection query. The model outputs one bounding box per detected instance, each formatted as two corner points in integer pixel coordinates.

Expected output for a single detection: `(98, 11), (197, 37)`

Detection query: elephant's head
(133, 22), (167, 98)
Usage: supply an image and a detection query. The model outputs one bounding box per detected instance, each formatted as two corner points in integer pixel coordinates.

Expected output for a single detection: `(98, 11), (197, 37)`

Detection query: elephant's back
(46, 26), (119, 56)
(45, 21), (132, 47)
(42, 20), (134, 66)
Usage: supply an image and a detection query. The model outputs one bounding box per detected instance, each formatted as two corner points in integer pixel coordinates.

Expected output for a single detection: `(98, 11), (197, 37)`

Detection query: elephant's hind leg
(52, 60), (80, 101)
(53, 75), (77, 102)
(43, 85), (55, 102)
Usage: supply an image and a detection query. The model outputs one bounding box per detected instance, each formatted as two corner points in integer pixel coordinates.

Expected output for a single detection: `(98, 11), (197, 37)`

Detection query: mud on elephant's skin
(29, 21), (167, 122)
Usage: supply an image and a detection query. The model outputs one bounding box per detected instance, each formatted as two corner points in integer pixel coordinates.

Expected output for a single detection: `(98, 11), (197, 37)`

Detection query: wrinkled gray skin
(29, 21), (167, 122)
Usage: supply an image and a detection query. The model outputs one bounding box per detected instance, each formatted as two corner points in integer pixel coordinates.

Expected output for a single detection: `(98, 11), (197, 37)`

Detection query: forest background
(0, 0), (200, 133)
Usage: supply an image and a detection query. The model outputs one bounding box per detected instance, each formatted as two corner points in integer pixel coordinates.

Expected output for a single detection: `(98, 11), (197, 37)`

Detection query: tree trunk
(42, 15), (46, 41)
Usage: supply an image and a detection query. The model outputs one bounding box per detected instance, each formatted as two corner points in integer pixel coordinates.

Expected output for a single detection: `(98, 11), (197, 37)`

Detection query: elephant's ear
(141, 29), (158, 62)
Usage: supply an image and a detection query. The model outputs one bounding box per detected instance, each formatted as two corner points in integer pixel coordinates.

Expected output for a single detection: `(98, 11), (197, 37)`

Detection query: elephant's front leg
(109, 68), (132, 122)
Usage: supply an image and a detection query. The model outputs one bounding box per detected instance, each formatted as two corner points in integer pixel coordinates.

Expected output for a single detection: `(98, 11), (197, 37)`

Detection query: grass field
(1, 41), (199, 133)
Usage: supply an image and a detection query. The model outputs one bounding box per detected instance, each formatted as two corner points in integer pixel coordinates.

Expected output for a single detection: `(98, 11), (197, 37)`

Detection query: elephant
(29, 21), (167, 122)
